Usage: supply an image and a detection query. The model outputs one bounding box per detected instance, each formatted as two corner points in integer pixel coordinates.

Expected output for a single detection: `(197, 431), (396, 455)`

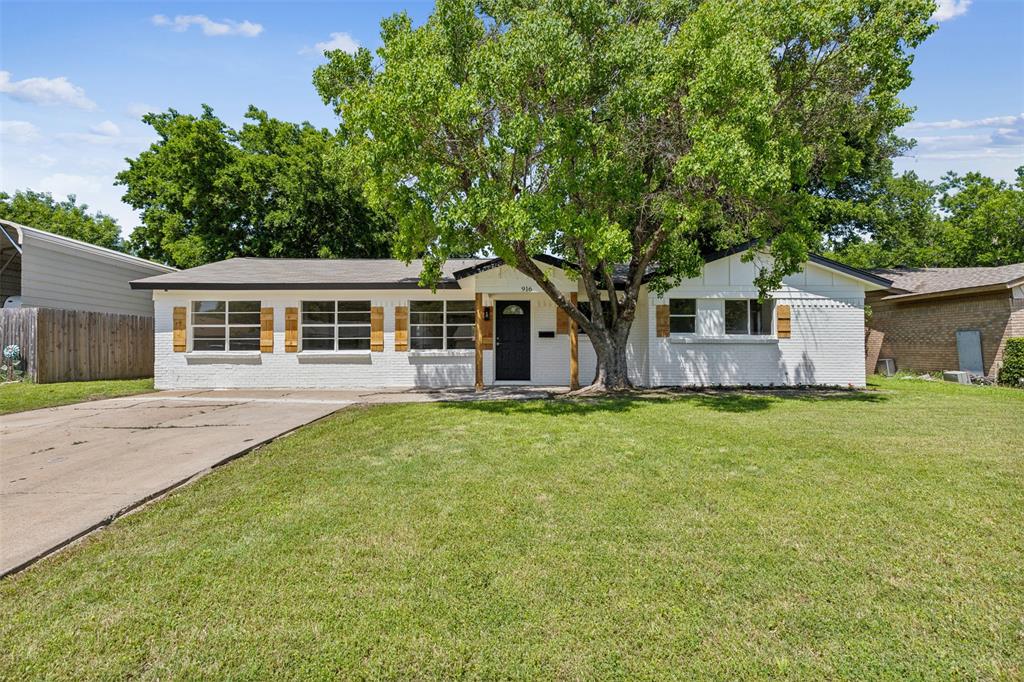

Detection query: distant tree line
(0, 190), (122, 251)
(3, 117), (1021, 272)
(821, 166), (1024, 270)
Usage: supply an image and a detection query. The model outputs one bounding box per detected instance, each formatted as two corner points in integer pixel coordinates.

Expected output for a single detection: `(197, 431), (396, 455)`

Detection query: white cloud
(28, 153), (57, 169)
(90, 120), (121, 137)
(0, 137), (144, 234)
(152, 14), (263, 38)
(932, 0), (971, 22)
(0, 70), (97, 110)
(911, 134), (991, 152)
(38, 172), (105, 197)
(127, 102), (159, 118)
(901, 113), (1024, 163)
(57, 131), (153, 147)
(57, 121), (154, 147)
(0, 120), (41, 144)
(301, 31), (359, 56)
(905, 113), (1022, 131)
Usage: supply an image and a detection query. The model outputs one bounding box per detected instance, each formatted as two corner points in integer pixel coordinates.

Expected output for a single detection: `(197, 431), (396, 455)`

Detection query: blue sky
(1, 0), (1021, 236)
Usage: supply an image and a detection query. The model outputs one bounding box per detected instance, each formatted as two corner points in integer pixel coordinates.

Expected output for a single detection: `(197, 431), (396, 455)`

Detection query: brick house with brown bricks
(865, 264), (1024, 377)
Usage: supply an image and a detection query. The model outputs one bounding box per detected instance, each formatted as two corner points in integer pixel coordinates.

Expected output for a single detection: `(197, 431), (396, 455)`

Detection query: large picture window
(192, 300), (261, 351)
(669, 298), (697, 333)
(725, 299), (773, 335)
(410, 300), (476, 350)
(301, 301), (371, 350)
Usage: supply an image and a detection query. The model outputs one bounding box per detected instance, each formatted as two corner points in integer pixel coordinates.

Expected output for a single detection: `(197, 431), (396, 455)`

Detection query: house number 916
(521, 286), (534, 292)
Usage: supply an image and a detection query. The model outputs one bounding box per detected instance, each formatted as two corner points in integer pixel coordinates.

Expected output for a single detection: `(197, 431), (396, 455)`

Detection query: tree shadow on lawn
(439, 387), (891, 416)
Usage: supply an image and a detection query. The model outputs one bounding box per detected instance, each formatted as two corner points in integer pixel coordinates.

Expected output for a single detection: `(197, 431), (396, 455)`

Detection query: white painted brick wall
(646, 296), (867, 386)
(155, 290), (589, 389)
(641, 253), (870, 386)
(155, 290), (484, 390)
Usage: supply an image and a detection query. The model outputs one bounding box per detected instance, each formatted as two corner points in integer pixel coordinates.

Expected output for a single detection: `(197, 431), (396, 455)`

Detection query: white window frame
(668, 298), (697, 335)
(409, 300), (476, 350)
(191, 300), (261, 351)
(300, 300), (372, 351)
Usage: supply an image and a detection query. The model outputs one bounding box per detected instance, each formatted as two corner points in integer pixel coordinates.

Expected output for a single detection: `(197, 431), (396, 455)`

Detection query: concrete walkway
(0, 386), (560, 577)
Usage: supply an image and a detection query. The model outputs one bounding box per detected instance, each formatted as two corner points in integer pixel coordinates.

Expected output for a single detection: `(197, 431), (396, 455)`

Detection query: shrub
(998, 337), (1024, 387)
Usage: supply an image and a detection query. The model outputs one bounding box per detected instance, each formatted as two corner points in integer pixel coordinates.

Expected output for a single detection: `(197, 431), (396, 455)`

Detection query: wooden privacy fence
(0, 308), (153, 383)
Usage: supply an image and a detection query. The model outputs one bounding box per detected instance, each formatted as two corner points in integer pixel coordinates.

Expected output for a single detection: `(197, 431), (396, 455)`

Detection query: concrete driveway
(0, 390), (360, 576)
(0, 385), (560, 577)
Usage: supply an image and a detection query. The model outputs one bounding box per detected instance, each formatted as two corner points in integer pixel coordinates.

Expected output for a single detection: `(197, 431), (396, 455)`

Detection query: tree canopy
(0, 190), (123, 251)
(314, 0), (934, 389)
(826, 166), (1024, 269)
(117, 105), (391, 268)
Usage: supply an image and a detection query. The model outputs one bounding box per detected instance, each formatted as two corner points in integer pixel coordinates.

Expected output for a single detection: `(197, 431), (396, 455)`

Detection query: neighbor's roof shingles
(873, 263), (1024, 301)
(130, 258), (490, 290)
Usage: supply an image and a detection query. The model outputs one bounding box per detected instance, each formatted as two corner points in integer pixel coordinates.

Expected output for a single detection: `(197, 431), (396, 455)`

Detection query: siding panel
(20, 232), (171, 316)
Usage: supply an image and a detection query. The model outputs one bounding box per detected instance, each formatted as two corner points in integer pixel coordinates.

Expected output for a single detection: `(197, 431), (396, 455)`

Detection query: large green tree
(0, 190), (122, 250)
(117, 105), (390, 268)
(315, 0), (934, 390)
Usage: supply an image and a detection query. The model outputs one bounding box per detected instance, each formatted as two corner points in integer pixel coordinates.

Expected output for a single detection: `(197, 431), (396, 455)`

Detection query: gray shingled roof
(873, 263), (1024, 300)
(133, 247), (895, 292)
(131, 258), (490, 290)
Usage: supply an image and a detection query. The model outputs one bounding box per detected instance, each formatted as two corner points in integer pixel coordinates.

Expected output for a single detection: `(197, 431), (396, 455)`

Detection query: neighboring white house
(131, 246), (892, 390)
(0, 219), (175, 316)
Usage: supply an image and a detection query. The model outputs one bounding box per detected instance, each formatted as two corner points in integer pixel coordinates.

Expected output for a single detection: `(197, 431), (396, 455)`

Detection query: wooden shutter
(655, 304), (670, 338)
(284, 307), (299, 352)
(556, 305), (569, 335)
(370, 306), (384, 352)
(172, 306), (187, 352)
(394, 306), (409, 351)
(260, 307), (274, 353)
(481, 306), (493, 350)
(776, 304), (792, 339)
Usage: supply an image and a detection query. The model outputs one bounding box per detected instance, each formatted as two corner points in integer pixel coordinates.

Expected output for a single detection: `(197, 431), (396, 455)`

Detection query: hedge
(998, 337), (1024, 387)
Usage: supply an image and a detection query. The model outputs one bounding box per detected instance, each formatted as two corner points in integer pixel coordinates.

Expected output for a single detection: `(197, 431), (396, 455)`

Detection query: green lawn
(0, 378), (154, 415)
(1, 378), (1021, 679)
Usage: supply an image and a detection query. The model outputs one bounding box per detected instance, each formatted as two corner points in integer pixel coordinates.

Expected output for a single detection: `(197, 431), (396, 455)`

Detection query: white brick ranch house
(131, 246), (891, 390)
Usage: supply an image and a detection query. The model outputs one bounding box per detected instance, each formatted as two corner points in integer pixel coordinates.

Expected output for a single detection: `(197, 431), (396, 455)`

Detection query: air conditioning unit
(876, 358), (896, 376)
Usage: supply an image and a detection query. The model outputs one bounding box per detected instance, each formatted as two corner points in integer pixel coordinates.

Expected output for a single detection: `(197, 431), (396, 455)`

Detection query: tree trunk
(584, 326), (633, 392)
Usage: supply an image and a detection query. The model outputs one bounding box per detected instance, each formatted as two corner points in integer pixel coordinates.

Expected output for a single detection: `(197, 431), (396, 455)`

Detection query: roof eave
(880, 279), (1021, 303)
(130, 280), (465, 291)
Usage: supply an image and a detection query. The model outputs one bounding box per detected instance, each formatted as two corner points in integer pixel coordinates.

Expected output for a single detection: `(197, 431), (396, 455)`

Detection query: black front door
(495, 300), (530, 381)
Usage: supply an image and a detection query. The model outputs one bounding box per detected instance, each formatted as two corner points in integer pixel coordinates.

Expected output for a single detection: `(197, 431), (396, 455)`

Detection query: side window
(725, 299), (774, 335)
(669, 299), (696, 333)
(192, 301), (260, 351)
